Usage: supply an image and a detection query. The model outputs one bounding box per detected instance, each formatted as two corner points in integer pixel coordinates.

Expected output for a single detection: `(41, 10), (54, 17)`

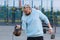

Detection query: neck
(25, 12), (31, 16)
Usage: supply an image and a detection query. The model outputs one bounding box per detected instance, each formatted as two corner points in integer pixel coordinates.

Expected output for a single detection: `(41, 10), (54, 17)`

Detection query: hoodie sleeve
(39, 11), (50, 24)
(21, 16), (26, 31)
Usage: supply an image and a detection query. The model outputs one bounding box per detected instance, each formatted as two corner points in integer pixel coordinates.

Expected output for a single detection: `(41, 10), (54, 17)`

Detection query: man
(22, 4), (53, 40)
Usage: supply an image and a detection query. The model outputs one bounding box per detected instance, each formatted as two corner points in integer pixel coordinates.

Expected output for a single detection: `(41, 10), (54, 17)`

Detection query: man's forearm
(48, 23), (52, 29)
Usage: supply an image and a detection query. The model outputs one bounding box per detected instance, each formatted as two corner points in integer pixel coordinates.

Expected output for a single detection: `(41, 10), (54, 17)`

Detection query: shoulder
(36, 10), (44, 16)
(32, 8), (40, 14)
(37, 10), (42, 13)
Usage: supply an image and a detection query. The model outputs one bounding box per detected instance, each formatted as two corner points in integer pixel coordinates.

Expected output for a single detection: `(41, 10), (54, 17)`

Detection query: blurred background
(0, 0), (60, 26)
(0, 0), (60, 40)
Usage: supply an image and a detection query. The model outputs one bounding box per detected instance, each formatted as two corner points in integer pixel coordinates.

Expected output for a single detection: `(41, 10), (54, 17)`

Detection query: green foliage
(56, 11), (60, 15)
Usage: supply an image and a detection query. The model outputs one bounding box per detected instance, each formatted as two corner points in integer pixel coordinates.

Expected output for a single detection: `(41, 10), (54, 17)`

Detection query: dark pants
(27, 36), (44, 40)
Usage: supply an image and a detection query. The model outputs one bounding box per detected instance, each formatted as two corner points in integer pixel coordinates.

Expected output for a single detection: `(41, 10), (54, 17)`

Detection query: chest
(25, 13), (40, 24)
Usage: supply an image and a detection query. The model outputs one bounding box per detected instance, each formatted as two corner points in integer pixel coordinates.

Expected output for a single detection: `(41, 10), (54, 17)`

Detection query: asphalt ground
(0, 26), (60, 40)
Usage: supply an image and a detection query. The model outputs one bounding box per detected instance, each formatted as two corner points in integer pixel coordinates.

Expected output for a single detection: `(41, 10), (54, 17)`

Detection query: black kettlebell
(13, 25), (22, 36)
(51, 34), (55, 39)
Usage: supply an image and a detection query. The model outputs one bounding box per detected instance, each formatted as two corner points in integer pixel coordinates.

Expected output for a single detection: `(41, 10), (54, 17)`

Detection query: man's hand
(13, 25), (22, 36)
(48, 27), (55, 39)
(48, 29), (53, 34)
(16, 25), (21, 29)
(48, 23), (53, 34)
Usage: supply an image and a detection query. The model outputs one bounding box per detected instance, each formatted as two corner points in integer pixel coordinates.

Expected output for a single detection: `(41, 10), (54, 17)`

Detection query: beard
(24, 9), (31, 16)
(25, 12), (31, 16)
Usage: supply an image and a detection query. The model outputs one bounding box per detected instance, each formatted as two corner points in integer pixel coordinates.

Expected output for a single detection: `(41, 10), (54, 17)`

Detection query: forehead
(24, 5), (30, 9)
(24, 7), (30, 9)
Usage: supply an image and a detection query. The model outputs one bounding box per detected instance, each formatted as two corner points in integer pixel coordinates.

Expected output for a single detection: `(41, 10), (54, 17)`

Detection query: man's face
(23, 7), (31, 15)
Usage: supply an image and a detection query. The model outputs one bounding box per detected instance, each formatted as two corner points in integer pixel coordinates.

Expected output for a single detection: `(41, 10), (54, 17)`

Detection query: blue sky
(0, 0), (60, 11)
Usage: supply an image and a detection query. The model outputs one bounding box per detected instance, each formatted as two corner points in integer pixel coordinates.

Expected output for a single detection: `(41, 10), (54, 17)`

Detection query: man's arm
(39, 11), (49, 24)
(21, 16), (26, 31)
(39, 11), (53, 33)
